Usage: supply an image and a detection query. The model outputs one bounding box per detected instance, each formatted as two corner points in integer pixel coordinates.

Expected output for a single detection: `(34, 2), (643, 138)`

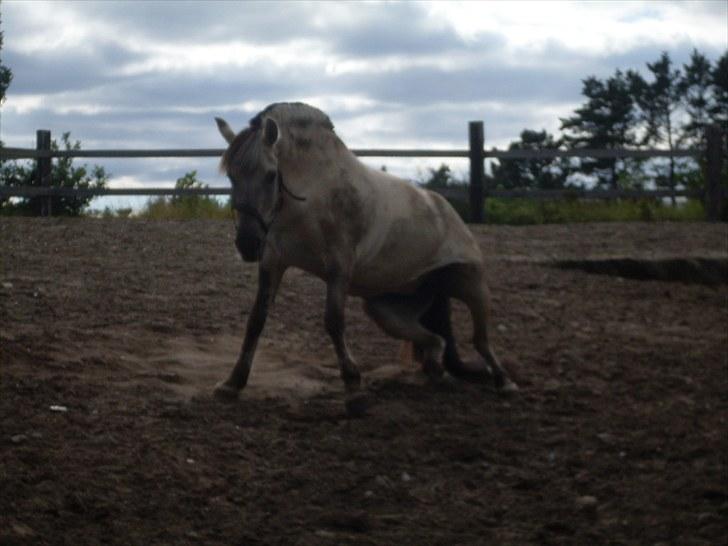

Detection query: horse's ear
(215, 117), (236, 144)
(263, 117), (280, 148)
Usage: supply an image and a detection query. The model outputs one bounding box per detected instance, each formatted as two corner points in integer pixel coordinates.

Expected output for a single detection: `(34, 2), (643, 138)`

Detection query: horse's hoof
(422, 360), (445, 382)
(345, 392), (370, 418)
(213, 382), (241, 402)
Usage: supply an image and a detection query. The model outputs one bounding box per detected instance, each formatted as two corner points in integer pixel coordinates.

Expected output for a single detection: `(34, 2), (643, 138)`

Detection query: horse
(213, 102), (517, 409)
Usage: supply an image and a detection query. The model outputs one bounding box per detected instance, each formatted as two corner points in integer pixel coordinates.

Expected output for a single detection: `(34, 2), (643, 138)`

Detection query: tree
(491, 129), (568, 190)
(419, 164), (459, 189)
(0, 9), (11, 106)
(679, 49), (714, 148)
(628, 52), (684, 202)
(1, 133), (109, 216)
(709, 51), (728, 129)
(560, 70), (638, 189)
(709, 51), (728, 221)
(139, 170), (229, 219)
(0, 10), (13, 210)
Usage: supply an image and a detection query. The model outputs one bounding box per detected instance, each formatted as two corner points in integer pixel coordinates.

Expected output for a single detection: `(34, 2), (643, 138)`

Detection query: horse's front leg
(324, 274), (361, 393)
(214, 265), (284, 400)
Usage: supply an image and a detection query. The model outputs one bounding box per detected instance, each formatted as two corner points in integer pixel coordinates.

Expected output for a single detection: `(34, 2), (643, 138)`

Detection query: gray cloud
(2, 0), (725, 198)
(4, 42), (144, 94)
(78, 1), (322, 44)
(328, 2), (468, 56)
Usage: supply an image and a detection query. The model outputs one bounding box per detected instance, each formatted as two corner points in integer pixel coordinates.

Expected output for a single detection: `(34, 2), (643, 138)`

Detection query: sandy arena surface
(1, 218), (727, 545)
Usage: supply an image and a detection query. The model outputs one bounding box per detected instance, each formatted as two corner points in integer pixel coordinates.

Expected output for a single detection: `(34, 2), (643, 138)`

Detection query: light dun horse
(214, 102), (517, 409)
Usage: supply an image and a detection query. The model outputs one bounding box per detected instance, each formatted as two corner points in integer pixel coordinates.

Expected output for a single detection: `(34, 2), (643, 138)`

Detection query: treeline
(423, 49), (727, 198)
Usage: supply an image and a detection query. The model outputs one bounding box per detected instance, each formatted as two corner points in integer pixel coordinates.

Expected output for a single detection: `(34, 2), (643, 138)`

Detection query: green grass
(135, 196), (232, 220)
(483, 197), (706, 224)
(86, 195), (707, 224)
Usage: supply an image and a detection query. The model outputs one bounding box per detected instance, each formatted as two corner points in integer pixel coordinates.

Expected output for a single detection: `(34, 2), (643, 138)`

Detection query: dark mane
(220, 127), (261, 174)
(250, 102), (334, 132)
(220, 102), (335, 173)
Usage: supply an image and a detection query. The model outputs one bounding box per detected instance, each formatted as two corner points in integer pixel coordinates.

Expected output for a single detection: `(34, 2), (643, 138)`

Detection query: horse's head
(216, 116), (282, 262)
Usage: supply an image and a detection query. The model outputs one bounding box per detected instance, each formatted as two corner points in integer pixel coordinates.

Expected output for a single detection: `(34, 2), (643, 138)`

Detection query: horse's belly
(350, 227), (480, 295)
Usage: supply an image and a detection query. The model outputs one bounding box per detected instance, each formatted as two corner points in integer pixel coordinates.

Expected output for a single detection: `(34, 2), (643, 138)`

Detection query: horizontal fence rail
(0, 185), (708, 200)
(0, 147), (702, 160)
(0, 122), (723, 221)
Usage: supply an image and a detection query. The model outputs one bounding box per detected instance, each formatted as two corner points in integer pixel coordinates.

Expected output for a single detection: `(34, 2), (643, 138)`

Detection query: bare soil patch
(1, 219), (727, 545)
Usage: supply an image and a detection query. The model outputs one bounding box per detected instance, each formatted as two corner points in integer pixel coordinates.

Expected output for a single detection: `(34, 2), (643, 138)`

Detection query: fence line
(0, 122), (723, 221)
(0, 146), (701, 160)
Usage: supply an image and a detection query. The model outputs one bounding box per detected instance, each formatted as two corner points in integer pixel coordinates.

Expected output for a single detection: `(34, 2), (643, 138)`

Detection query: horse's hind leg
(364, 294), (446, 380)
(419, 294), (496, 383)
(418, 295), (462, 373)
(451, 265), (518, 392)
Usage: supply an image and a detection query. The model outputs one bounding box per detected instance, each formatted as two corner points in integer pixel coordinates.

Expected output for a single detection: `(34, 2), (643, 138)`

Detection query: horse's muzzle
(235, 234), (262, 262)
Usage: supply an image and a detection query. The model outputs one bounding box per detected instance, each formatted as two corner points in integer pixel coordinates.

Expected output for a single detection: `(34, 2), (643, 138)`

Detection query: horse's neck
(282, 142), (364, 189)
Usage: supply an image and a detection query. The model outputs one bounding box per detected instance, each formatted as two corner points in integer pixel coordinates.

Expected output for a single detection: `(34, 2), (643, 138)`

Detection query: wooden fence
(0, 122), (724, 221)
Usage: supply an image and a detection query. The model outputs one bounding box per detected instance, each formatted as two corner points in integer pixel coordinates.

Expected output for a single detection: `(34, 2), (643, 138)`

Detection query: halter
(233, 170), (306, 235)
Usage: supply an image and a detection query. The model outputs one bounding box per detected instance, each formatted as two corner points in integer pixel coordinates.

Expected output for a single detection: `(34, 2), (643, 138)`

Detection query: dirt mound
(553, 256), (728, 285)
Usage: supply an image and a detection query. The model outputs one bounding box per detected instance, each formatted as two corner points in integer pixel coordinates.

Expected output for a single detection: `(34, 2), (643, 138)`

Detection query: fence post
(36, 130), (52, 216)
(705, 125), (724, 222)
(468, 121), (485, 223)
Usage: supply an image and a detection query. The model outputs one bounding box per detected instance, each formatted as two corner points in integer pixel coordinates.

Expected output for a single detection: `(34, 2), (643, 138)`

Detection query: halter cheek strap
(278, 172), (306, 203)
(235, 170), (306, 234)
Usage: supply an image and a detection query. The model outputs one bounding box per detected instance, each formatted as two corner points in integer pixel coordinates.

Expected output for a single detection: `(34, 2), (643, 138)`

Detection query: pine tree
(679, 49), (715, 148)
(628, 52), (684, 203)
(709, 51), (728, 129)
(709, 51), (728, 220)
(491, 129), (568, 190)
(560, 70), (637, 189)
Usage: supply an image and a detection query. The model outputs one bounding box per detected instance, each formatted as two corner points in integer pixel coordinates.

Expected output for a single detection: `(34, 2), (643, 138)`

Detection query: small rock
(11, 523), (36, 538)
(401, 472), (412, 482)
(543, 379), (562, 392)
(697, 512), (719, 525)
(186, 458), (195, 464)
(575, 495), (599, 517)
(497, 324), (508, 332)
(157, 372), (181, 383)
(596, 432), (614, 445)
(10, 434), (27, 444)
(364, 490), (374, 498)
(1, 282), (12, 290)
(49, 405), (68, 412)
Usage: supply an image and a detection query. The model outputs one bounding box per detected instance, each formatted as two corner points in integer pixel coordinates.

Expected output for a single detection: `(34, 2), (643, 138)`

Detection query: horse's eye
(264, 171), (277, 185)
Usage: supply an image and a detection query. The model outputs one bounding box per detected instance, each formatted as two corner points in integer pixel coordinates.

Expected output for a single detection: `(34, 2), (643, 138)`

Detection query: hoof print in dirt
(345, 392), (371, 418)
(212, 383), (241, 402)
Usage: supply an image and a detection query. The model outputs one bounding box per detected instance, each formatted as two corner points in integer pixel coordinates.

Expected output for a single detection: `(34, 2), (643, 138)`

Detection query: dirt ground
(1, 218), (727, 545)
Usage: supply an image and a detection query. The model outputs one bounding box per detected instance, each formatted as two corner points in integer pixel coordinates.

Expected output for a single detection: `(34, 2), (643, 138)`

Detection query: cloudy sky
(1, 0), (726, 204)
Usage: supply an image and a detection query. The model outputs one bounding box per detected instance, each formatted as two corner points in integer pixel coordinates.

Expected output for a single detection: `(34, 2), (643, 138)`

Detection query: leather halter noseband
(234, 170), (305, 234)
